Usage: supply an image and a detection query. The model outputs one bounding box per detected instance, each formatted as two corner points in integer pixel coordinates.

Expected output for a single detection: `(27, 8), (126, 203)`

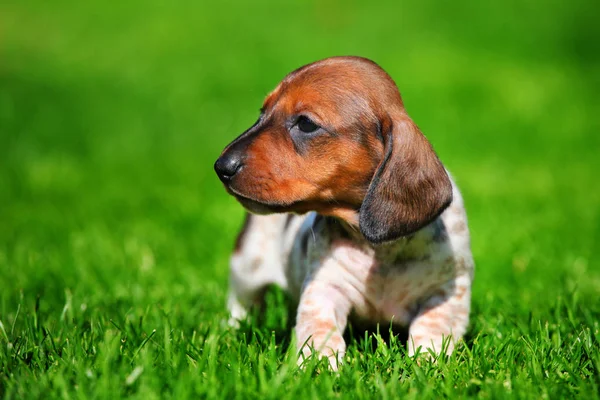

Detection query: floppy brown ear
(359, 115), (453, 244)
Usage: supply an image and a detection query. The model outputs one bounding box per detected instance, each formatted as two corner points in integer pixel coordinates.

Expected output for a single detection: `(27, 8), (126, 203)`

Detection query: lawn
(1, 0), (599, 398)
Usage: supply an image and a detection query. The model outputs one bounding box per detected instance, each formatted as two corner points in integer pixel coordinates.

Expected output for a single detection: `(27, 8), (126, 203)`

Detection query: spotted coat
(228, 177), (473, 369)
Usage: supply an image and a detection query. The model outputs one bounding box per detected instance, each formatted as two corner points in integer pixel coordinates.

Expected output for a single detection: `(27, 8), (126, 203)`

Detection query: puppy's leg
(408, 275), (471, 357)
(227, 214), (289, 326)
(295, 279), (352, 371)
(227, 254), (264, 324)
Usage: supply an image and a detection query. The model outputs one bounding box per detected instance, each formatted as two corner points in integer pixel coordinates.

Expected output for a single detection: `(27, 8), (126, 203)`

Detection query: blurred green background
(0, 0), (599, 395)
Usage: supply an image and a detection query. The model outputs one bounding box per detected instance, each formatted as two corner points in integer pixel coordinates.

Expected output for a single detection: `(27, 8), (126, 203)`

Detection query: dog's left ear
(359, 114), (453, 244)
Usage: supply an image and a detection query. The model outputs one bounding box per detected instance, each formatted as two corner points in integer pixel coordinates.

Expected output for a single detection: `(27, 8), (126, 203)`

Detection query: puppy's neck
(323, 210), (430, 251)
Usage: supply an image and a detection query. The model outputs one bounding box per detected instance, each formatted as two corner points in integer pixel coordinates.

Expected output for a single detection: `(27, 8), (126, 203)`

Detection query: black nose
(214, 153), (243, 182)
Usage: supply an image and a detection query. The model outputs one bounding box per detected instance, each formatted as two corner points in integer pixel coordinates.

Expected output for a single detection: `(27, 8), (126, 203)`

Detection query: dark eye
(296, 116), (319, 133)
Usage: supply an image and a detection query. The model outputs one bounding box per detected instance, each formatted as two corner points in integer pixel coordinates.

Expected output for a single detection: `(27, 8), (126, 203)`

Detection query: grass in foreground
(1, 289), (599, 398)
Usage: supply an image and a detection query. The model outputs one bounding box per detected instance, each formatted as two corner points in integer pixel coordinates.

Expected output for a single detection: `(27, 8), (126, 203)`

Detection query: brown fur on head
(214, 56), (452, 244)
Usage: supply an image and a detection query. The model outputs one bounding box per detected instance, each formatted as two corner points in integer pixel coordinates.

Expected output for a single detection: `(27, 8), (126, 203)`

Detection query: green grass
(1, 0), (599, 398)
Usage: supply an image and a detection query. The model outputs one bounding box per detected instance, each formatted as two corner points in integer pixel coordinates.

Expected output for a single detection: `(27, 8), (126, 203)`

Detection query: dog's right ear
(359, 114), (452, 244)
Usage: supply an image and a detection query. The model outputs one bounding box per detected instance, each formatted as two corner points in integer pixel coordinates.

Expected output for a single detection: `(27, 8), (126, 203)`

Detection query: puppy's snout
(214, 151), (244, 183)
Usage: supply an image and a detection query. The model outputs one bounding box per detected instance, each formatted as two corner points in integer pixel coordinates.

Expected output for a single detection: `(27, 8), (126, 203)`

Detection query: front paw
(296, 328), (346, 371)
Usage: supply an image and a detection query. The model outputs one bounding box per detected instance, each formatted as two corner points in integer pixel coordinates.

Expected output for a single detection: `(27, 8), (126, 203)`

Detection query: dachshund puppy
(214, 56), (474, 369)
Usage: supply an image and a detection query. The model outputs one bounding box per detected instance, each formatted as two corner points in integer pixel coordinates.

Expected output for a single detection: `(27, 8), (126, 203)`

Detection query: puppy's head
(215, 56), (452, 244)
